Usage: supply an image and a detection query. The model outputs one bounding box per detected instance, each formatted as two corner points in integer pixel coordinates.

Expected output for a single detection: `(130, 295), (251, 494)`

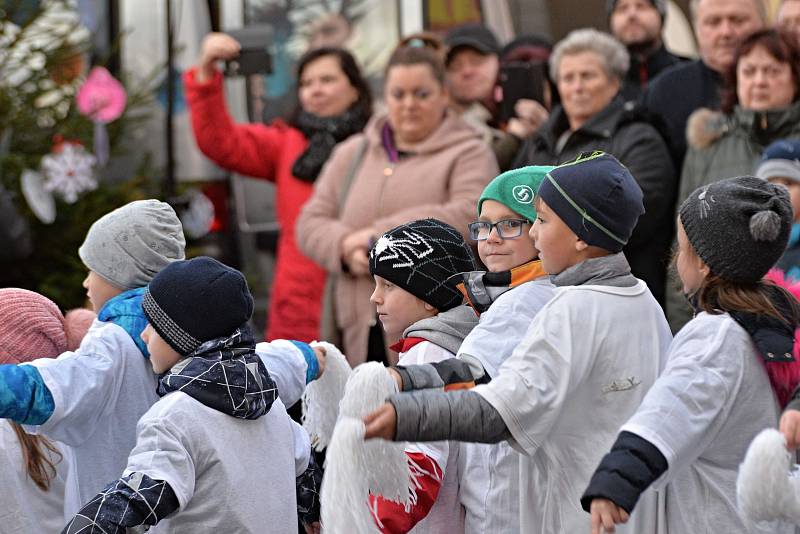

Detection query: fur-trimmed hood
(687, 102), (800, 150)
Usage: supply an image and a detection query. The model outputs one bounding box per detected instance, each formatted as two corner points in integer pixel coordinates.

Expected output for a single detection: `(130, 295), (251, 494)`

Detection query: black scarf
(157, 327), (278, 419)
(292, 108), (369, 182)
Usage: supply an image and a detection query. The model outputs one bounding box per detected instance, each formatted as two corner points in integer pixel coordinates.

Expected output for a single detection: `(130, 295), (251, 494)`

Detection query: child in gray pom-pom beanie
(584, 176), (800, 534)
(0, 200), (186, 521)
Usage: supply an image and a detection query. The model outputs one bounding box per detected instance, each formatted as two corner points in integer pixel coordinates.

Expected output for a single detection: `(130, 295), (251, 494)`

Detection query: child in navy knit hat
(757, 139), (800, 281)
(363, 152), (673, 533)
(63, 257), (322, 533)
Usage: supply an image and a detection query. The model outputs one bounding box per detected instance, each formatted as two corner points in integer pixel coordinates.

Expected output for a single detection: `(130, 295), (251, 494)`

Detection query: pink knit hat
(0, 289), (94, 364)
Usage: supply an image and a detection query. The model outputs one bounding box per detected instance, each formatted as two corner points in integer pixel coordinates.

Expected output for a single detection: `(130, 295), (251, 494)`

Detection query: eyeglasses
(468, 219), (531, 241)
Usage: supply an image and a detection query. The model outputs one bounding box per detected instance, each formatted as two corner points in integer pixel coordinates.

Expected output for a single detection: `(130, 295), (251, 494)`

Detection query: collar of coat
(157, 327), (278, 419)
(450, 259), (547, 315)
(687, 100), (800, 150)
(536, 95), (651, 151)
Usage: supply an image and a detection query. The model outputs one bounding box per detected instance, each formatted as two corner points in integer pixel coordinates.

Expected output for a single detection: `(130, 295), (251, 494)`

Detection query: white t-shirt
(622, 312), (793, 534)
(255, 339), (310, 408)
(399, 341), (465, 534)
(0, 421), (71, 533)
(26, 320), (159, 519)
(456, 279), (554, 534)
(475, 281), (672, 534)
(125, 391), (303, 533)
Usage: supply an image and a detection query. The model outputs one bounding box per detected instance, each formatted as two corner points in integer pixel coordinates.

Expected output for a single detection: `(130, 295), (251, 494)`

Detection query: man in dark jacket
(643, 0), (764, 168)
(609, 0), (687, 102)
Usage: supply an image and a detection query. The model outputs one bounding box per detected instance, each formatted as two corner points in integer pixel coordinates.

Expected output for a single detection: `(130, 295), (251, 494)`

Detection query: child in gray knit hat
(0, 199), (186, 520)
(585, 176), (800, 534)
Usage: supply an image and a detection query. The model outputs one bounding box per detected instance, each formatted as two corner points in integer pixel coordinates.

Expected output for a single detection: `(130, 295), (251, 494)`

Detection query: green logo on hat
(512, 185), (534, 204)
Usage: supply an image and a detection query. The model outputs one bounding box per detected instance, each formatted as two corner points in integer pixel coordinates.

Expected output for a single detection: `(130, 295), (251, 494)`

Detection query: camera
(224, 25), (273, 77)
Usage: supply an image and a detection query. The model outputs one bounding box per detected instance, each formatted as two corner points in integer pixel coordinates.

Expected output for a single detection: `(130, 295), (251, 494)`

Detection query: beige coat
(296, 110), (498, 365)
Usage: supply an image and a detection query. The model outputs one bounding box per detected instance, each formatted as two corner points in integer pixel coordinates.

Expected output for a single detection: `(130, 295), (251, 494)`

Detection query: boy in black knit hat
(363, 152), (673, 533)
(63, 256), (322, 534)
(367, 218), (478, 532)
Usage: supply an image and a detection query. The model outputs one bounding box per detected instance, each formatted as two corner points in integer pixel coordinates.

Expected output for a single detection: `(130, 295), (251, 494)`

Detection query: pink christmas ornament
(76, 67), (126, 123)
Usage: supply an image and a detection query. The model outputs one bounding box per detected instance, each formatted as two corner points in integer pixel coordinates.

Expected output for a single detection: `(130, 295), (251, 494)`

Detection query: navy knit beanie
(536, 151), (644, 253)
(679, 176), (792, 283)
(369, 219), (476, 312)
(142, 256), (254, 355)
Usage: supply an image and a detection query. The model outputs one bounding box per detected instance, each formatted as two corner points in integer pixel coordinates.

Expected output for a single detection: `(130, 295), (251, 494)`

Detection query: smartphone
(498, 61), (546, 122)
(224, 25), (273, 77)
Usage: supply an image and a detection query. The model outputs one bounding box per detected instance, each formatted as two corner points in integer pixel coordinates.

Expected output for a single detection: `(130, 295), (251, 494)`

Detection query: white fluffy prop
(737, 428), (800, 525)
(320, 362), (413, 532)
(302, 341), (352, 451)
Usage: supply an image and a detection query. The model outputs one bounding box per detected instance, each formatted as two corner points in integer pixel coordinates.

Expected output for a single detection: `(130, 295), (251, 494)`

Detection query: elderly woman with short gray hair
(513, 28), (675, 305)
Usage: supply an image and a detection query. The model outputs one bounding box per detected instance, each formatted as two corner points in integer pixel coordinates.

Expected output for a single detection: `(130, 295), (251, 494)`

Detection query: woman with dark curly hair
(185, 34), (373, 344)
(669, 28), (800, 330)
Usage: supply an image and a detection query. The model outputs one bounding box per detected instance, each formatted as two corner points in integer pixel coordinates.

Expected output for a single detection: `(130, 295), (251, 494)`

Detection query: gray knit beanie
(78, 200), (186, 290)
(679, 176), (792, 283)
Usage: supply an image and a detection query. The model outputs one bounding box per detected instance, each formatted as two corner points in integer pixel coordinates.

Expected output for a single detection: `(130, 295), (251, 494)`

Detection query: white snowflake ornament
(41, 143), (97, 203)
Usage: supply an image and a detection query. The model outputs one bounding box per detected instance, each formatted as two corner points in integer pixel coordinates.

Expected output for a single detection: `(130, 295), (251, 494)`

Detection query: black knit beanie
(369, 219), (476, 312)
(142, 256), (254, 355)
(607, 0), (667, 20)
(536, 151), (644, 253)
(679, 176), (793, 284)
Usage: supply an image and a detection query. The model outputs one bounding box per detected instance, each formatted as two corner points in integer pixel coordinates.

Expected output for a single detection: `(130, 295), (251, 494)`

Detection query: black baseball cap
(444, 23), (500, 64)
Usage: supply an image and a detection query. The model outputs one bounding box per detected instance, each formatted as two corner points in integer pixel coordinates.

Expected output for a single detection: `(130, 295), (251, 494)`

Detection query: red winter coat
(184, 67), (324, 342)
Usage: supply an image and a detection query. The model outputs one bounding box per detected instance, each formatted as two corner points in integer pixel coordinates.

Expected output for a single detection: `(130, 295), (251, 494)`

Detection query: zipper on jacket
(377, 160), (395, 218)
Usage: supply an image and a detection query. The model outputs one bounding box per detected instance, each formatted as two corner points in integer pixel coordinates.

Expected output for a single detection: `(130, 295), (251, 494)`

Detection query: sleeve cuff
(290, 341), (318, 383)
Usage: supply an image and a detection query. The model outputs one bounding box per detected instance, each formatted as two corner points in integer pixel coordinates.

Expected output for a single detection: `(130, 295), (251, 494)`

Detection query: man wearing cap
(444, 23), (545, 170)
(609, 0), (687, 101)
(643, 0), (764, 167)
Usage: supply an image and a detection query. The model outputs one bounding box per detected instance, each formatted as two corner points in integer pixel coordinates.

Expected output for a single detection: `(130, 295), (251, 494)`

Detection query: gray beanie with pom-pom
(679, 176), (792, 283)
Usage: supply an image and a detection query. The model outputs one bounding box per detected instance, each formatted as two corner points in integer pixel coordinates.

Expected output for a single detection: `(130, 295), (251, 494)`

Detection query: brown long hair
(693, 273), (799, 323)
(721, 28), (800, 113)
(10, 422), (62, 491)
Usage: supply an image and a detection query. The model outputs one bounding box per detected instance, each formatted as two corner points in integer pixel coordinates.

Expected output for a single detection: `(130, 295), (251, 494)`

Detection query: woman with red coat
(185, 33), (372, 342)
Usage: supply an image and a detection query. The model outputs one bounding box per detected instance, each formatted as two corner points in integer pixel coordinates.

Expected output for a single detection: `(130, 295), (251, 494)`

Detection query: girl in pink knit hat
(0, 288), (94, 533)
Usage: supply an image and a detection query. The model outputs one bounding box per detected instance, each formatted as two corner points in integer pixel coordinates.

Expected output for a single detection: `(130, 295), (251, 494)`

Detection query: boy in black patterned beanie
(367, 218), (478, 531)
(369, 218), (476, 344)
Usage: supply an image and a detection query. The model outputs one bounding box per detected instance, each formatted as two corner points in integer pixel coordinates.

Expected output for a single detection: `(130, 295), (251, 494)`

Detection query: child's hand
(363, 403), (397, 440)
(590, 498), (629, 534)
(312, 345), (326, 379)
(780, 409), (800, 449)
(303, 521), (321, 534)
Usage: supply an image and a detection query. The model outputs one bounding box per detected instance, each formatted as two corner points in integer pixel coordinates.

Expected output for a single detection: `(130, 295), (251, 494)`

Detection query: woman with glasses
(297, 34), (498, 366)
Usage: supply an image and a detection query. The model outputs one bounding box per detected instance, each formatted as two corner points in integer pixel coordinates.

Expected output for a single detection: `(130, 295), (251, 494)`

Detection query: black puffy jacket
(512, 95), (676, 305)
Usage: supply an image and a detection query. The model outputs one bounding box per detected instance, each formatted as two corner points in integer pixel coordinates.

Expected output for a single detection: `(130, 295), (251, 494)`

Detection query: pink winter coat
(296, 110), (498, 365)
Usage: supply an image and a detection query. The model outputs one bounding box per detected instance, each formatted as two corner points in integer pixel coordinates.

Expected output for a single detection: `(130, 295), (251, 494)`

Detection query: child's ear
(423, 302), (437, 312)
(575, 238), (589, 252)
(698, 259), (711, 278)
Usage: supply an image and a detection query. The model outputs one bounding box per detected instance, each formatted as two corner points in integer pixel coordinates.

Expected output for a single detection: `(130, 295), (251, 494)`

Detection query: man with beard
(643, 0), (764, 167)
(609, 0), (687, 101)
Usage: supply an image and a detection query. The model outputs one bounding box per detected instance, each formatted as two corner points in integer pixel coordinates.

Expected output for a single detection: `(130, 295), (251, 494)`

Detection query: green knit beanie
(478, 165), (555, 221)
